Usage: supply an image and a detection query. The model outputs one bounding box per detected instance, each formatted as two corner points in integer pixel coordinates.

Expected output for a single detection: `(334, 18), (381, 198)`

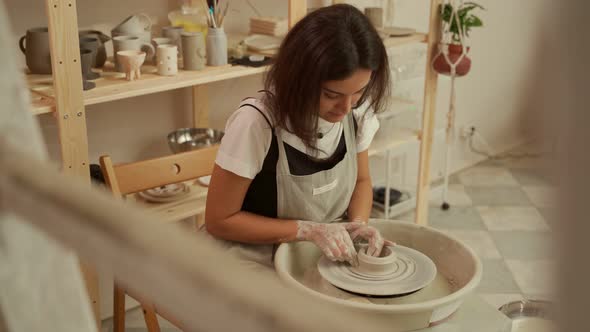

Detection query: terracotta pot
(433, 44), (471, 77)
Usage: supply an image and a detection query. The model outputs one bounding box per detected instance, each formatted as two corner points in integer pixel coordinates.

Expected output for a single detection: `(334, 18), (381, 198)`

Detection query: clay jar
(433, 44), (472, 76)
(356, 245), (397, 276)
(19, 27), (52, 74)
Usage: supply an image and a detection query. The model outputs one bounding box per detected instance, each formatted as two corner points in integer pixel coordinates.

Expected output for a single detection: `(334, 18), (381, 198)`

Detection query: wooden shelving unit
(31, 0), (441, 327)
(27, 33), (428, 115)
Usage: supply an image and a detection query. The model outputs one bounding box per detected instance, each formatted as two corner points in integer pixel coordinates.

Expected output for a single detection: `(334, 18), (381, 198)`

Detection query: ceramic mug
(162, 26), (184, 56)
(151, 37), (172, 64)
(112, 35), (154, 72)
(112, 13), (152, 35)
(157, 45), (178, 76)
(19, 27), (52, 74)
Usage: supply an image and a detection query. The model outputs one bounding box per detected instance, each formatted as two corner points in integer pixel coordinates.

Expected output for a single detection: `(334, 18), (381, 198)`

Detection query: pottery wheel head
(317, 245), (437, 296)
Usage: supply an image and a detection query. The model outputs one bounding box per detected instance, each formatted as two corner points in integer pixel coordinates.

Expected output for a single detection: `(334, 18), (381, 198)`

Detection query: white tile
(505, 260), (556, 295)
(432, 184), (473, 206)
(522, 186), (557, 208)
(478, 293), (524, 310)
(458, 166), (520, 187)
(439, 229), (502, 259)
(124, 306), (146, 328)
(477, 206), (550, 231)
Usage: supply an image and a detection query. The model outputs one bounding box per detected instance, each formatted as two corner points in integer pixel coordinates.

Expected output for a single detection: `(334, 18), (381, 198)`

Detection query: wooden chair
(99, 145), (219, 332)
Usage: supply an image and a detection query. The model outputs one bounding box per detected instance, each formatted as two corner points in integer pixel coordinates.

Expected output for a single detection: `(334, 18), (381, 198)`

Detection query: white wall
(5, 0), (549, 319)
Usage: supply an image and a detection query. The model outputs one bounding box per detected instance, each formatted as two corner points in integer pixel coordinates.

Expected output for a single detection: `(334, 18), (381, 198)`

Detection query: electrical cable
(467, 130), (554, 160)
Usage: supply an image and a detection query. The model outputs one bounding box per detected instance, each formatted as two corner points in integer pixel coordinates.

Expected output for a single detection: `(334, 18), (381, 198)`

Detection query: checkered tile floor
(102, 145), (556, 331)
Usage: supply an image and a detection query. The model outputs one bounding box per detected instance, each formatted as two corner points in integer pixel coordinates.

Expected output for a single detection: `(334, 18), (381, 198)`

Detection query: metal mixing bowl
(167, 128), (224, 154)
(499, 300), (555, 331)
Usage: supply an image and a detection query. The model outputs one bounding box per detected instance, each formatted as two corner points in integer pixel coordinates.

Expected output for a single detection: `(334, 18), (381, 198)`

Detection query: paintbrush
(218, 2), (230, 27)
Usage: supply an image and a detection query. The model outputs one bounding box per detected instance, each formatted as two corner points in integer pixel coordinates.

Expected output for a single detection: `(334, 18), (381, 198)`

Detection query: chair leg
(196, 213), (205, 230)
(142, 303), (162, 332)
(113, 284), (126, 332)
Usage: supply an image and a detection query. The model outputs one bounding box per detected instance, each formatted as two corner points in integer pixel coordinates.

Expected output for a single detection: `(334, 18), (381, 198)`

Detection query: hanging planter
(432, 1), (484, 77)
(433, 44), (471, 76)
(434, 1), (485, 211)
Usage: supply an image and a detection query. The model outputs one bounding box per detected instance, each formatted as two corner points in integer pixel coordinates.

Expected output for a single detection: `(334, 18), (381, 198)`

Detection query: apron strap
(239, 103), (274, 130)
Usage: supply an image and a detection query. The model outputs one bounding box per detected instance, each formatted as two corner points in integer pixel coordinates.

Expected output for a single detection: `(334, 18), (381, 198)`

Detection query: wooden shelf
(369, 127), (419, 157)
(382, 33), (428, 48)
(27, 63), (269, 115)
(377, 97), (419, 119)
(27, 33), (426, 115)
(29, 90), (55, 115)
(371, 183), (444, 219)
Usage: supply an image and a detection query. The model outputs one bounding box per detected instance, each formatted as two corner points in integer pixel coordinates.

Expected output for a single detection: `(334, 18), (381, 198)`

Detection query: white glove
(345, 221), (396, 257)
(296, 220), (363, 266)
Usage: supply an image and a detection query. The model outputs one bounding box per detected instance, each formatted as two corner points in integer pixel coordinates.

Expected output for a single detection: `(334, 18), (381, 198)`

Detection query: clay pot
(116, 50), (146, 81)
(356, 245), (397, 276)
(433, 44), (472, 77)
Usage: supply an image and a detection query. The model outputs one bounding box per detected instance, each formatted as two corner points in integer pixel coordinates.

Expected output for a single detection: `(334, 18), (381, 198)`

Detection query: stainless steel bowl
(167, 128), (224, 154)
(499, 300), (555, 331)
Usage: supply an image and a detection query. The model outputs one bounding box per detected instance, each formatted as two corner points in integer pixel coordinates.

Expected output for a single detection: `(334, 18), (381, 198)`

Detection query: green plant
(441, 1), (484, 43)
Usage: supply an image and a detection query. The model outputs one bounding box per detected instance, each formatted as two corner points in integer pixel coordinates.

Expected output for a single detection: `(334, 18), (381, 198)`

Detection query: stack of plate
(250, 17), (288, 37)
(137, 183), (190, 203)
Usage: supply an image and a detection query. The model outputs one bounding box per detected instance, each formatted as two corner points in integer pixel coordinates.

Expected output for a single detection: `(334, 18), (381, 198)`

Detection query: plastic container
(168, 1), (208, 35)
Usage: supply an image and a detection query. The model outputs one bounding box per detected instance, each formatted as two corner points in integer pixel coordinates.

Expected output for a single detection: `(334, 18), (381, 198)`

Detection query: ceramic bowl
(167, 128), (224, 154)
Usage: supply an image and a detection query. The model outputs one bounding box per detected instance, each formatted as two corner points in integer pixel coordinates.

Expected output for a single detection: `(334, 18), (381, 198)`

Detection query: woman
(205, 4), (393, 269)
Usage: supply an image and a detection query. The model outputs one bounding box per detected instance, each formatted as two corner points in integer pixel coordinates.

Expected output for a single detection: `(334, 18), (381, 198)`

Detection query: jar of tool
(206, 27), (228, 66)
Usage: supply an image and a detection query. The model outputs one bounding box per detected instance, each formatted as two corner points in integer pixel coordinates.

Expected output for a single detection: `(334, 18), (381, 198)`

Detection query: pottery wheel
(137, 183), (189, 203)
(317, 245), (437, 296)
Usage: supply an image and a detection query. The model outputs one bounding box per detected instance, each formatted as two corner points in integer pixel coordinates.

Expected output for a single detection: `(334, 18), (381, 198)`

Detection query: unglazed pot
(116, 50), (146, 81)
(356, 245), (397, 276)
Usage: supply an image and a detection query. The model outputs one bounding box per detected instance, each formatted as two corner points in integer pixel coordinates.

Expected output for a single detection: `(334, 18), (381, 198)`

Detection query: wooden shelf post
(415, 0), (442, 226)
(288, 0), (307, 29)
(45, 0), (99, 327)
(192, 85), (210, 128)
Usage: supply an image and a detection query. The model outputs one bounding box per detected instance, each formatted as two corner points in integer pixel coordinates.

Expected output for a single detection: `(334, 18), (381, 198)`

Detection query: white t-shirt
(216, 96), (380, 179)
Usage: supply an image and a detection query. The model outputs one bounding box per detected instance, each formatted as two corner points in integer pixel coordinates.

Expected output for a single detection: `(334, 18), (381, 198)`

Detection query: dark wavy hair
(263, 4), (390, 150)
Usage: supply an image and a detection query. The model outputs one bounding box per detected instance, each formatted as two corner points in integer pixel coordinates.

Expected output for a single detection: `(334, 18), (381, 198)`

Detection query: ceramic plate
(244, 34), (283, 51)
(317, 245), (437, 296)
(379, 26), (416, 37)
(137, 183), (189, 203)
(197, 175), (211, 187)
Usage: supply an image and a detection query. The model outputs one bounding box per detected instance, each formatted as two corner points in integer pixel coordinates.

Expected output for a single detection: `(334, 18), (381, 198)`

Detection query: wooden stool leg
(113, 284), (126, 332)
(142, 303), (162, 332)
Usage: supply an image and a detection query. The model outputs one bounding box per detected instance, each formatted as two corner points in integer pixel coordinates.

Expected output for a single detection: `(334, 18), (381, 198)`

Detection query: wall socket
(460, 125), (476, 139)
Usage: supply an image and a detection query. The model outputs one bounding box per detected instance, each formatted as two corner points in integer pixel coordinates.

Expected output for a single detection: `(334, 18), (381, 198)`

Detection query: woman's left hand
(344, 221), (396, 257)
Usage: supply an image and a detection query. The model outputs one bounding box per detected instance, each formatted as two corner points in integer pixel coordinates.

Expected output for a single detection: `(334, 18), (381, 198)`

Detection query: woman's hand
(344, 220), (396, 257)
(296, 220), (363, 266)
